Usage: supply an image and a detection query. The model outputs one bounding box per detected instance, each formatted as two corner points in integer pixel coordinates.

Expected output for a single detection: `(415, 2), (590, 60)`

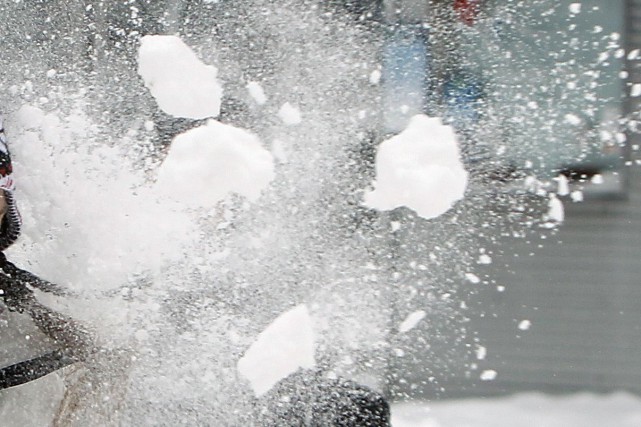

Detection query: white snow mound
(156, 119), (274, 208)
(137, 35), (223, 119)
(237, 304), (316, 397)
(364, 115), (468, 219)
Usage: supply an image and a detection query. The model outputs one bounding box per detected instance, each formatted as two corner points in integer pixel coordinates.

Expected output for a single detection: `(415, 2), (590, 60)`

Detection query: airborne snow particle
(547, 194), (564, 223)
(278, 102), (302, 125)
(398, 310), (427, 333)
(569, 3), (581, 14)
(156, 120), (275, 208)
(555, 174), (570, 196)
(237, 305), (316, 397)
(631, 84), (641, 97)
(518, 320), (532, 331)
(364, 115), (468, 220)
(480, 370), (498, 381)
(564, 113), (582, 126)
(247, 81), (268, 105)
(477, 254), (492, 265)
(465, 273), (481, 284)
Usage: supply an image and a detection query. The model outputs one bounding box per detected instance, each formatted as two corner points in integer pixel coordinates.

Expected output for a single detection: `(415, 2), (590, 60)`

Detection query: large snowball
(137, 35), (223, 119)
(364, 115), (468, 219)
(156, 120), (274, 208)
(237, 305), (316, 397)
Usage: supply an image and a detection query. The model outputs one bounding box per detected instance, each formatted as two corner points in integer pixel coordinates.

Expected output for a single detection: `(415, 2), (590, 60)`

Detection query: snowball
(591, 174), (604, 184)
(278, 102), (302, 125)
(631, 84), (641, 98)
(569, 3), (581, 14)
(398, 310), (426, 333)
(364, 115), (468, 220)
(137, 35), (223, 119)
(237, 305), (316, 397)
(247, 81), (268, 105)
(476, 346), (487, 360)
(156, 119), (274, 208)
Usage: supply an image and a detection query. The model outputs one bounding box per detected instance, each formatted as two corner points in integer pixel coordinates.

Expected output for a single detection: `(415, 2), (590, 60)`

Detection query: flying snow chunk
(156, 119), (274, 208)
(137, 35), (223, 119)
(237, 305), (316, 397)
(247, 81), (268, 105)
(398, 310), (426, 333)
(631, 84), (641, 98)
(364, 115), (468, 220)
(278, 102), (302, 125)
(569, 3), (581, 14)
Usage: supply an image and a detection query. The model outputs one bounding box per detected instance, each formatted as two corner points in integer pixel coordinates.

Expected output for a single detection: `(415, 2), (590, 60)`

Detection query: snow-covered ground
(392, 392), (641, 427)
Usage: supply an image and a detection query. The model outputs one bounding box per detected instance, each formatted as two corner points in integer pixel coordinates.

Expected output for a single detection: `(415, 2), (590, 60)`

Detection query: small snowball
(569, 3), (581, 14)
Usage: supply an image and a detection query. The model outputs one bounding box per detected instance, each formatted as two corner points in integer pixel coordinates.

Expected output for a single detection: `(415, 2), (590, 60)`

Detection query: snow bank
(392, 392), (641, 427)
(364, 115), (468, 220)
(155, 119), (274, 208)
(137, 35), (223, 119)
(237, 305), (316, 397)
